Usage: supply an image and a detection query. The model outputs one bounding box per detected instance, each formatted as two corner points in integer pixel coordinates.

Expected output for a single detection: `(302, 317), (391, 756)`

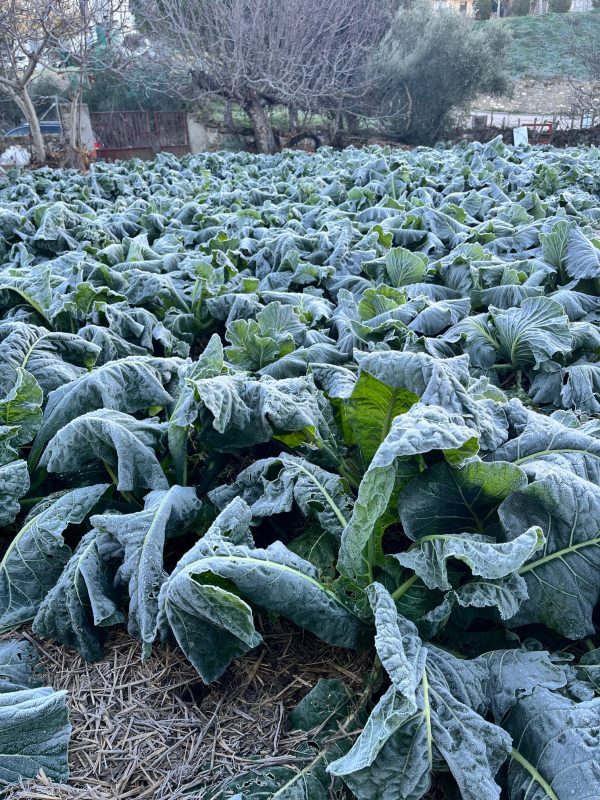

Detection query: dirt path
(474, 77), (600, 116)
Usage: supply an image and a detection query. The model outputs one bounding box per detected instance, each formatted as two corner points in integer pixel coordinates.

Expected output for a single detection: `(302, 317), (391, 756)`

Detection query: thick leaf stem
(102, 461), (139, 507)
(296, 463), (349, 528)
(337, 460), (360, 491)
(391, 573), (419, 600)
(510, 748), (558, 800)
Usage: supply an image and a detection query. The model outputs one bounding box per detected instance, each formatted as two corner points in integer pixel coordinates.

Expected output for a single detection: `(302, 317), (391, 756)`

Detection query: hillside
(502, 10), (600, 79)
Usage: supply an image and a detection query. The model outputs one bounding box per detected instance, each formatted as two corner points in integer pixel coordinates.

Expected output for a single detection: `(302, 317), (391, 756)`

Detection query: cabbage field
(0, 138), (599, 798)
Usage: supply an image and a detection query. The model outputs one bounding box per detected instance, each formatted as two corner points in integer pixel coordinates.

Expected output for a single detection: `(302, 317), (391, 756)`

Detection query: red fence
(90, 111), (190, 161)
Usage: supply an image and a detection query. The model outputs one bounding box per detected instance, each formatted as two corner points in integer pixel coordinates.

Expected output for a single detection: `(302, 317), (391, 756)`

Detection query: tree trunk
(344, 111), (361, 136)
(245, 98), (277, 154)
(68, 92), (81, 151)
(223, 100), (234, 130)
(64, 92), (85, 169)
(330, 109), (343, 147)
(288, 105), (298, 131)
(13, 87), (46, 163)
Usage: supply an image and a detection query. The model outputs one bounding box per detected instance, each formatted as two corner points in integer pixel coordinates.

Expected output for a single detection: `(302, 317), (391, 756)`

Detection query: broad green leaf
(490, 399), (600, 485)
(338, 403), (479, 587)
(540, 219), (570, 272)
(0, 687), (71, 784)
(0, 368), (43, 446)
(0, 640), (41, 693)
(91, 486), (201, 657)
(348, 351), (506, 457)
(328, 584), (512, 800)
(364, 246), (428, 287)
(40, 410), (168, 492)
(169, 372), (325, 481)
(491, 296), (572, 369)
(398, 459), (528, 539)
(0, 458), (29, 527)
(344, 370), (418, 466)
(443, 313), (499, 369)
(498, 464), (600, 638)
(506, 687), (600, 800)
(578, 648), (600, 693)
(77, 324), (147, 363)
(0, 265), (54, 322)
(161, 505), (366, 683)
(370, 582), (426, 702)
(345, 351), (471, 464)
(0, 484), (109, 631)
(395, 526), (543, 591)
(561, 363), (600, 414)
(209, 453), (353, 537)
(549, 288), (600, 321)
(420, 574), (529, 636)
(0, 321), (100, 397)
(481, 648), (568, 722)
(32, 528), (124, 661)
(29, 356), (177, 468)
(225, 302), (304, 371)
(0, 426), (30, 527)
(565, 227), (600, 280)
(288, 528), (339, 579)
(408, 298), (471, 337)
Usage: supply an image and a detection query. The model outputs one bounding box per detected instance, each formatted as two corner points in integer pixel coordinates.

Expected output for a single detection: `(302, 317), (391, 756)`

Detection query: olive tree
(369, 3), (510, 145)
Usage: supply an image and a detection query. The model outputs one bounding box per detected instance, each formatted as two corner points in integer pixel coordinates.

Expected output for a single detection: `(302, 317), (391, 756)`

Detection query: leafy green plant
(0, 141), (600, 797)
(549, 0), (571, 11)
(511, 0), (531, 16)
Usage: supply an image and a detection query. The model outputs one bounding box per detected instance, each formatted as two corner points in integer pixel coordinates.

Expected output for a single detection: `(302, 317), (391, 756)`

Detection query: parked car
(3, 121), (62, 137)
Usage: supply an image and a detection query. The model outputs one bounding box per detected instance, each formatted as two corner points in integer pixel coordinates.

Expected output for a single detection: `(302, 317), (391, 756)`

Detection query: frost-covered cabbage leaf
(0, 426), (30, 526)
(328, 584), (512, 800)
(33, 528), (125, 661)
(0, 686), (71, 784)
(160, 500), (367, 683)
(0, 484), (109, 631)
(505, 687), (600, 799)
(91, 486), (201, 657)
(209, 453), (353, 538)
(40, 410), (168, 492)
(29, 356), (177, 467)
(498, 464), (600, 639)
(338, 403), (479, 587)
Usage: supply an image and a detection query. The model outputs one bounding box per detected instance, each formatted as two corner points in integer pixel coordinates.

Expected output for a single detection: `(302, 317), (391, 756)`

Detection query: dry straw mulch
(2, 621), (372, 800)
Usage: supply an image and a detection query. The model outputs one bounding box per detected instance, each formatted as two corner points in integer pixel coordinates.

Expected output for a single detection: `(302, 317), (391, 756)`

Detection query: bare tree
(51, 1), (133, 164)
(0, 0), (56, 161)
(134, 0), (395, 153)
(568, 21), (600, 119)
(0, 0), (130, 163)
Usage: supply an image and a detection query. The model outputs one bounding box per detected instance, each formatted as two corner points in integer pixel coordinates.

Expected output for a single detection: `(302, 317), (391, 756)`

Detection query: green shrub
(548, 0), (571, 12)
(476, 0), (493, 19)
(370, 3), (510, 144)
(511, 0), (531, 15)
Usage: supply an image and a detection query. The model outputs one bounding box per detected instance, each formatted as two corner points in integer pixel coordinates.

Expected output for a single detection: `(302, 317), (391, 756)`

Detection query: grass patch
(496, 10), (600, 79)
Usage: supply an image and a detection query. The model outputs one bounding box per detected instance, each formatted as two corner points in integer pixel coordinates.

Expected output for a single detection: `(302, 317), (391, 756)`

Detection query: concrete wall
(187, 116), (250, 153)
